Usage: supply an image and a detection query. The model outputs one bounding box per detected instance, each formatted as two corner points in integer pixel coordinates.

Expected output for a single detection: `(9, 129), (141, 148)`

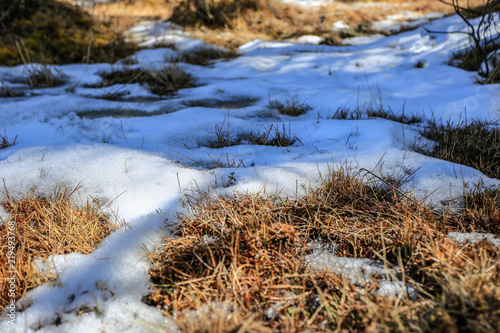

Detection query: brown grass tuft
(144, 169), (500, 332)
(0, 186), (117, 312)
(0, 133), (17, 150)
(208, 122), (299, 148)
(268, 94), (311, 117)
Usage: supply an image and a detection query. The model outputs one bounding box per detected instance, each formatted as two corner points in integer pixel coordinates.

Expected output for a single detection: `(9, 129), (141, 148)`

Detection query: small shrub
(268, 94), (311, 117)
(415, 118), (500, 179)
(0, 186), (117, 311)
(89, 66), (196, 96)
(209, 119), (238, 148)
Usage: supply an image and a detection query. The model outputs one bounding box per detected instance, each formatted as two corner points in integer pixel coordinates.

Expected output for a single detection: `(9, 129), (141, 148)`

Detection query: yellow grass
(73, 0), (487, 51)
(0, 186), (117, 313)
(144, 169), (500, 332)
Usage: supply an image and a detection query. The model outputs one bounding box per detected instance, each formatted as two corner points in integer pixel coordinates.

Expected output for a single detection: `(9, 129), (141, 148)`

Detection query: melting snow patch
(448, 232), (500, 248)
(305, 241), (417, 298)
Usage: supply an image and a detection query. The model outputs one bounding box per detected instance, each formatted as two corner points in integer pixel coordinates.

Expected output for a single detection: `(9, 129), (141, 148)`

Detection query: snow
(448, 232), (500, 248)
(1, 11), (499, 332)
(305, 241), (418, 298)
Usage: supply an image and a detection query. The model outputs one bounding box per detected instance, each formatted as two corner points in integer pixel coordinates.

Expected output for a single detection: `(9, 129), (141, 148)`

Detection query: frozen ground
(0, 12), (499, 332)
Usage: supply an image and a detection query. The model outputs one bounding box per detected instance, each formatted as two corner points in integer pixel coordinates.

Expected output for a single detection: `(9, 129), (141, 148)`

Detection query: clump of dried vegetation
(209, 122), (299, 148)
(87, 66), (196, 96)
(416, 118), (500, 180)
(0, 0), (136, 66)
(172, 47), (238, 66)
(144, 168), (500, 332)
(331, 105), (422, 125)
(86, 0), (470, 51)
(22, 64), (69, 88)
(0, 186), (117, 312)
(268, 94), (312, 117)
(0, 133), (17, 149)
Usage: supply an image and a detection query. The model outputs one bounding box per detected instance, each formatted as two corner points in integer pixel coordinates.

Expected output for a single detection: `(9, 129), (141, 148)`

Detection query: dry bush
(0, 85), (25, 98)
(0, 187), (117, 312)
(23, 65), (69, 88)
(144, 169), (500, 332)
(242, 124), (299, 147)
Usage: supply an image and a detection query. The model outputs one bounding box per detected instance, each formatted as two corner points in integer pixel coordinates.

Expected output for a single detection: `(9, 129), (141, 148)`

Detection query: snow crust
(0, 11), (499, 332)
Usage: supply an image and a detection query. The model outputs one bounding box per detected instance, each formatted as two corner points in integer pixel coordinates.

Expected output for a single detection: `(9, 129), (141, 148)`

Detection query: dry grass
(0, 0), (136, 66)
(209, 122), (299, 148)
(331, 105), (422, 125)
(416, 118), (500, 180)
(87, 65), (197, 96)
(172, 47), (238, 66)
(0, 186), (117, 312)
(75, 0), (487, 52)
(23, 65), (69, 88)
(0, 85), (25, 98)
(171, 0), (463, 50)
(86, 0), (175, 32)
(0, 133), (17, 149)
(144, 169), (500, 332)
(450, 42), (500, 84)
(268, 94), (312, 117)
(243, 124), (299, 147)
